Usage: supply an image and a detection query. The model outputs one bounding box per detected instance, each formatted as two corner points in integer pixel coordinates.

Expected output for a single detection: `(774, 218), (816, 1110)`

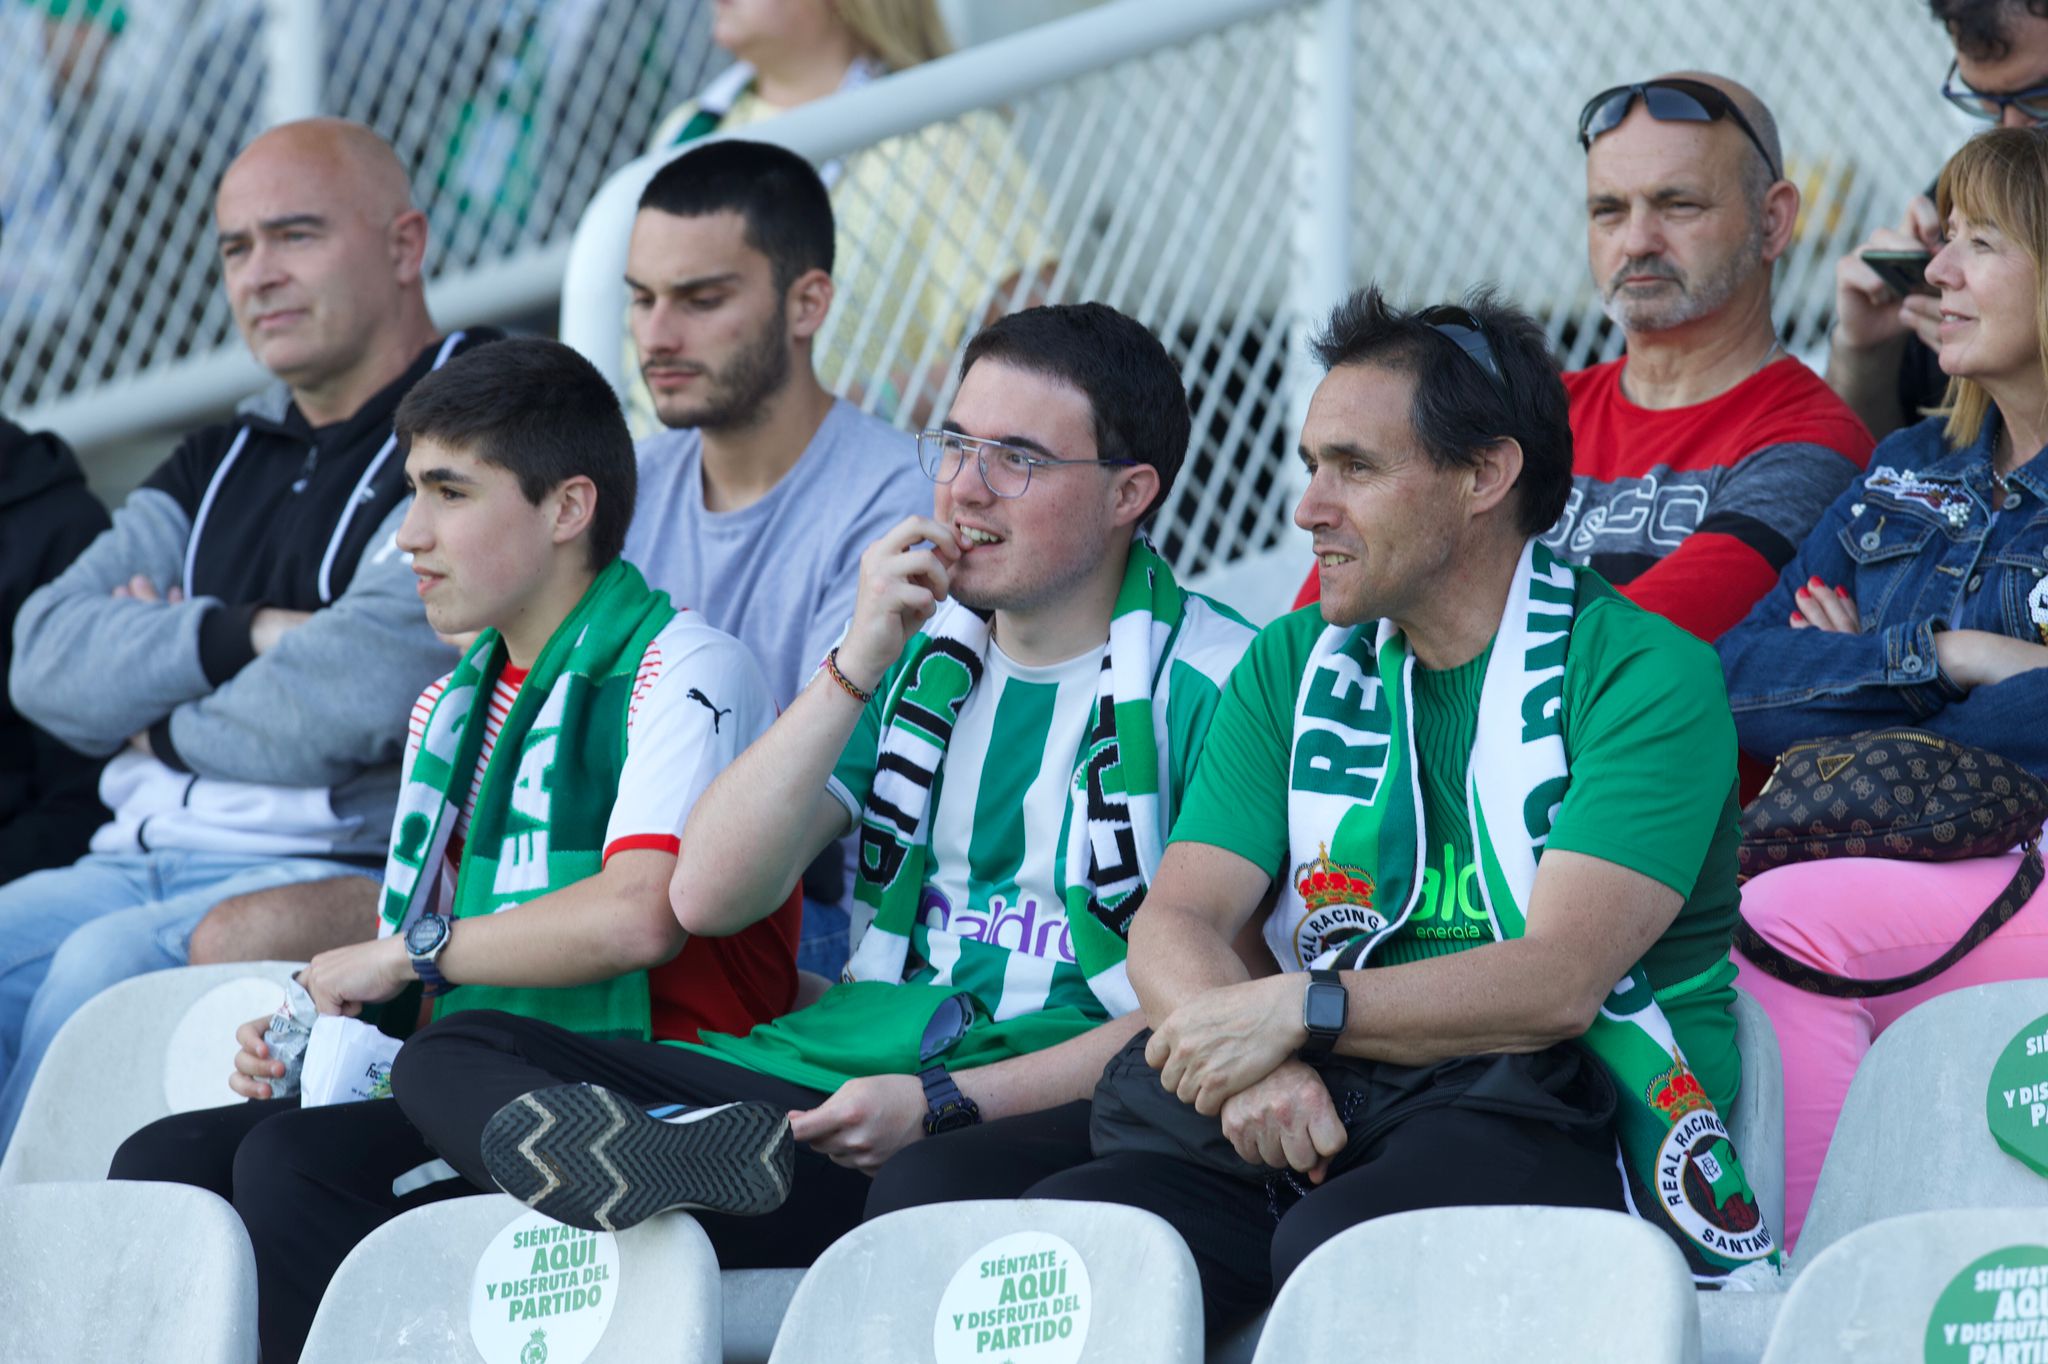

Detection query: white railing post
(262, 0), (323, 127)
(1282, 0), (1354, 529)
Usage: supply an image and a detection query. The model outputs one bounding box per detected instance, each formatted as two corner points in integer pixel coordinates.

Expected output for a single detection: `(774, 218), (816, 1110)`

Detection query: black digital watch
(1300, 968), (1347, 1060)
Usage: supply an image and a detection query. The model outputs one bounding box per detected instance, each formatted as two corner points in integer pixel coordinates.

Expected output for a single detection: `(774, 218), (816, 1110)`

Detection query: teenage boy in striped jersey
(111, 338), (798, 1362)
(395, 304), (1257, 1267)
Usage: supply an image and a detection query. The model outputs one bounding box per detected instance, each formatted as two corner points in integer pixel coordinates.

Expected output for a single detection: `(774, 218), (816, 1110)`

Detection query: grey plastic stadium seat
(301, 1194), (718, 1363)
(1798, 981), (2048, 1268)
(722, 1269), (804, 1364)
(770, 1199), (1202, 1363)
(0, 960), (302, 1184)
(1249, 1205), (1699, 1363)
(0, 1180), (257, 1362)
(1761, 1208), (2048, 1362)
(1726, 987), (1786, 1247)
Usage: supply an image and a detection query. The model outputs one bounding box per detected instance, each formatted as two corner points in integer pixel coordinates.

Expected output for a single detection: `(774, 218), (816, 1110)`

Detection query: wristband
(822, 648), (874, 704)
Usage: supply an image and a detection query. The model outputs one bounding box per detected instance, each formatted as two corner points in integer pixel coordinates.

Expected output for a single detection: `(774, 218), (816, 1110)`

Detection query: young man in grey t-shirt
(621, 141), (926, 974)
(187, 141), (926, 980)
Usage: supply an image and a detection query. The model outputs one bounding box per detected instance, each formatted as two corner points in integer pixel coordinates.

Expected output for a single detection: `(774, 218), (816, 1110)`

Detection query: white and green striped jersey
(827, 594), (1253, 1025)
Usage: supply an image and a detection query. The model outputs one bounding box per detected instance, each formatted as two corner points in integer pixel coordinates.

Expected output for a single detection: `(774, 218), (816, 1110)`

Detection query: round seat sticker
(469, 1210), (619, 1364)
(1925, 1244), (2048, 1361)
(933, 1230), (1091, 1364)
(1986, 1011), (2048, 1177)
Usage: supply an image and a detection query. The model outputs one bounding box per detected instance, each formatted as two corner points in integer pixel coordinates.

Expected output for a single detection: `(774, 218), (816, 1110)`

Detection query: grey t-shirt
(624, 398), (926, 709)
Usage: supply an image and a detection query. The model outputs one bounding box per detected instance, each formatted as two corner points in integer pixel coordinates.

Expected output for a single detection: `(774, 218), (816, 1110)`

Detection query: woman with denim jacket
(1716, 126), (2048, 1250)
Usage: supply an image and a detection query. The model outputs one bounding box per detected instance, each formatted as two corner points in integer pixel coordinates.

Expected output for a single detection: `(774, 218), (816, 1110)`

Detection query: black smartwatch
(917, 993), (983, 1136)
(1300, 968), (1347, 1060)
(403, 911), (453, 997)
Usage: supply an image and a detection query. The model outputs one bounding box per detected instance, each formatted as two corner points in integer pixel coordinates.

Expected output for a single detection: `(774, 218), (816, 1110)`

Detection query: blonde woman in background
(631, 0), (1054, 432)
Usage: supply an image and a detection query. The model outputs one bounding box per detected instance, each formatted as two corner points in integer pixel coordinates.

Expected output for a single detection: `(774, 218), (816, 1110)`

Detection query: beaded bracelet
(821, 647), (874, 704)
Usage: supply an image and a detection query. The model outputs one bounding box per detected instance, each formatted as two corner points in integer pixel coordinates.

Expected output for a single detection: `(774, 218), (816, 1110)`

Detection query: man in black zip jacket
(0, 118), (493, 1148)
(0, 418), (110, 885)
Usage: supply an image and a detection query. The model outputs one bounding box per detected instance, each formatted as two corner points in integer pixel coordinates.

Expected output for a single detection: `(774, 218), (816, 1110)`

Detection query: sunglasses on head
(1577, 78), (1781, 181)
(1941, 59), (2048, 124)
(1417, 304), (1510, 407)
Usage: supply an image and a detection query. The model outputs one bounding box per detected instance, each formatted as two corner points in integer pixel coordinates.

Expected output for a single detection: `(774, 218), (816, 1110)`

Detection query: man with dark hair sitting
(393, 303), (1255, 1268)
(1039, 287), (1776, 1325)
(110, 337), (798, 1363)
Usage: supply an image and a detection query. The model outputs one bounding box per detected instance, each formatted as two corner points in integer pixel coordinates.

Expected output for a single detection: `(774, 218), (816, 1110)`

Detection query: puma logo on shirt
(686, 688), (732, 732)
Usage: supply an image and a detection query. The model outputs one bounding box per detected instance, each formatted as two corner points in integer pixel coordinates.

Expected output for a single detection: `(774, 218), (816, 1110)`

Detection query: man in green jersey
(394, 304), (1256, 1267)
(1024, 287), (1776, 1325)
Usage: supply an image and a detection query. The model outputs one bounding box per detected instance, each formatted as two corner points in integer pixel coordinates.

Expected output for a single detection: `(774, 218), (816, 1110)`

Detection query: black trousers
(393, 1011), (1095, 1269)
(110, 1093), (474, 1362)
(1018, 1106), (1627, 1328)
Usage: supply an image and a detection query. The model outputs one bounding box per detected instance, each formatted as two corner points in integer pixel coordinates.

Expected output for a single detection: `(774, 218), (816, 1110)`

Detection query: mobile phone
(1861, 249), (1936, 298)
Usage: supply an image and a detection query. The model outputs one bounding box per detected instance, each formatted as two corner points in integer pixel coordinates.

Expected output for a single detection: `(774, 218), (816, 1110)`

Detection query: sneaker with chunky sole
(481, 1083), (794, 1231)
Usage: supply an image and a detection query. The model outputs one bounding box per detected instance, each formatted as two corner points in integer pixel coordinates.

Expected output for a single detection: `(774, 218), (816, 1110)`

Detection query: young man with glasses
(1829, 0), (2048, 439)
(1294, 73), (1871, 648)
(392, 304), (1256, 1267)
(1029, 287), (1775, 1327)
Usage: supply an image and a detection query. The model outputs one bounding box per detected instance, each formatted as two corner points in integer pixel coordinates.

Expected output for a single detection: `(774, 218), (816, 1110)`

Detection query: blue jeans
(0, 850), (376, 1151)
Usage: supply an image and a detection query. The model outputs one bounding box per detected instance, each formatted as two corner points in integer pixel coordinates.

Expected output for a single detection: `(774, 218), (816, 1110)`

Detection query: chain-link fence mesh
(9, 0), (1978, 582)
(1, 0), (717, 415)
(800, 7), (1307, 577)
(716, 0), (1964, 581)
(1352, 0), (1961, 370)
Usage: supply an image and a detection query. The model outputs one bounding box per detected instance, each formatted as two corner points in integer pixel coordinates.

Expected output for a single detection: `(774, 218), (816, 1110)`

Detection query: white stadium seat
(301, 1194), (719, 1363)
(1249, 1205), (1699, 1364)
(1797, 981), (2048, 1268)
(1761, 1209), (2048, 1363)
(0, 1180), (257, 1362)
(770, 1199), (1202, 1363)
(1725, 987), (1786, 1248)
(0, 960), (302, 1185)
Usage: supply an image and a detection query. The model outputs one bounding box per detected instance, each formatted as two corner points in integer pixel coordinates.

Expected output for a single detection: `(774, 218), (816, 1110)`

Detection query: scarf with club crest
(378, 558), (674, 1039)
(1274, 538), (1778, 1278)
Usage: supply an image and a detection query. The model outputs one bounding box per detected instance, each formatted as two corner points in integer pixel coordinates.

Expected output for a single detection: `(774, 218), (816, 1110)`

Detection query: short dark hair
(637, 139), (834, 292)
(959, 303), (1189, 526)
(395, 338), (636, 567)
(1933, 0), (2048, 61)
(1311, 286), (1572, 537)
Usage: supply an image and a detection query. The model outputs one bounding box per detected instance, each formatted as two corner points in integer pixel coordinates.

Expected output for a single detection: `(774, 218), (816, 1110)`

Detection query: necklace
(1754, 338), (1786, 376)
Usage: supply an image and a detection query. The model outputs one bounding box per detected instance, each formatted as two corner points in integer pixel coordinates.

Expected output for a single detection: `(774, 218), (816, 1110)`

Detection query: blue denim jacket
(1716, 410), (2048, 778)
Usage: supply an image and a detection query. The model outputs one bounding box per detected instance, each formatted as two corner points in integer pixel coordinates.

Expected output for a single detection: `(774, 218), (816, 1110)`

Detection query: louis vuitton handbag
(1733, 728), (2048, 998)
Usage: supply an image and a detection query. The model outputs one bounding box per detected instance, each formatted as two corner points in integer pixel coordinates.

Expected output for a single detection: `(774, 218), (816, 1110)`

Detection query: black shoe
(481, 1083), (794, 1231)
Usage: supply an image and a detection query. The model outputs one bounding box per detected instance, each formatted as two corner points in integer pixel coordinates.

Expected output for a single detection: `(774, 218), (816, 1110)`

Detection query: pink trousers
(1733, 851), (2048, 1250)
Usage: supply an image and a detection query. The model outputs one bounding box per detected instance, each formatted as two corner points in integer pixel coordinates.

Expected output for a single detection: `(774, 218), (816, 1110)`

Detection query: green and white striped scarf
(379, 558), (674, 1039)
(842, 539), (1185, 1017)
(1281, 539), (1778, 1278)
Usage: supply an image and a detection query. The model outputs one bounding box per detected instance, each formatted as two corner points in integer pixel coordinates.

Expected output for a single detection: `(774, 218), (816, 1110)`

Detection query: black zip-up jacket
(0, 420), (111, 882)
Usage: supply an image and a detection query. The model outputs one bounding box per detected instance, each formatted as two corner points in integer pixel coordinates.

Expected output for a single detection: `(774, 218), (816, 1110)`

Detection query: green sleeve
(1166, 607), (1322, 876)
(1547, 595), (1737, 898)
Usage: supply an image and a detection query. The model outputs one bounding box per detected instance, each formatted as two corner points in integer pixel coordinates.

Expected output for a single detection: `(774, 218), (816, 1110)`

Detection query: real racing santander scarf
(841, 539), (1187, 1018)
(379, 557), (675, 1039)
(1275, 538), (1778, 1279)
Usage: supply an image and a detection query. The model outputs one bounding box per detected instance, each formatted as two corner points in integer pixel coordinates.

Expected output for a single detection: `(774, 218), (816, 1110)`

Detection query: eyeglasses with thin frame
(915, 429), (1136, 499)
(1576, 78), (1782, 181)
(1416, 304), (1511, 407)
(1941, 59), (2048, 124)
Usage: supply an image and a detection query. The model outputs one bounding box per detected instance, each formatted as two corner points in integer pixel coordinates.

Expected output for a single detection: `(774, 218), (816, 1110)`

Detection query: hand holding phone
(1860, 248), (1936, 298)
